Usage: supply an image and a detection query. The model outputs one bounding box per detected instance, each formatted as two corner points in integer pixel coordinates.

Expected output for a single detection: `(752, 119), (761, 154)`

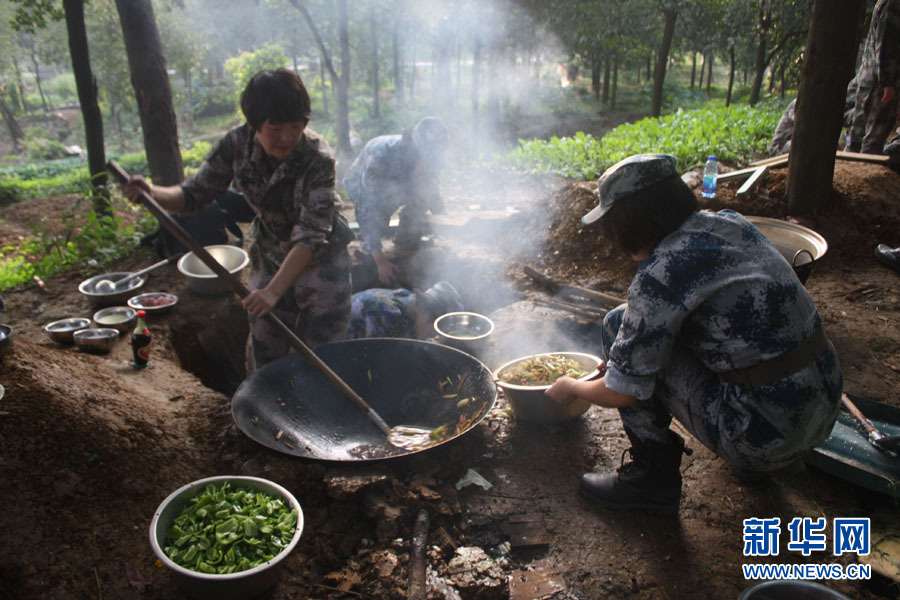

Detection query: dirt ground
(2, 152), (900, 600)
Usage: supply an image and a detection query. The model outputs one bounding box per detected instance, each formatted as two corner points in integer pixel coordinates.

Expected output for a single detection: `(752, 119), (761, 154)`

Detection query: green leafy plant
(0, 191), (156, 290)
(502, 102), (786, 180)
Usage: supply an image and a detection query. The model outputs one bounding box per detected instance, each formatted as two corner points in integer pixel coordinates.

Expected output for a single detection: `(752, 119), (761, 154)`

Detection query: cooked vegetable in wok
(499, 354), (588, 386)
(164, 481), (298, 574)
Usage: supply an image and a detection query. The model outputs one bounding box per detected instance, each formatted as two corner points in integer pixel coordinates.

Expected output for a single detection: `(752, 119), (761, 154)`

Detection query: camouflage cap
(581, 154), (679, 224)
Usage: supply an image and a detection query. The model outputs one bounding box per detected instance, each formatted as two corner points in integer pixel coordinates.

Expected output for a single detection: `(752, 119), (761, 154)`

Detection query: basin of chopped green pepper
(163, 481), (298, 575)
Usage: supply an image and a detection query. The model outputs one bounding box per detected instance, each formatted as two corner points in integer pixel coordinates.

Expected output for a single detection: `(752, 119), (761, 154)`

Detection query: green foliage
(0, 195), (156, 290)
(223, 43), (289, 112)
(22, 126), (68, 160)
(502, 102), (785, 180)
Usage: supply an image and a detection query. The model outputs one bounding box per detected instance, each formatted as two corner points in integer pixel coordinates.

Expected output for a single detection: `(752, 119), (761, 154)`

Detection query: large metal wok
(232, 338), (497, 461)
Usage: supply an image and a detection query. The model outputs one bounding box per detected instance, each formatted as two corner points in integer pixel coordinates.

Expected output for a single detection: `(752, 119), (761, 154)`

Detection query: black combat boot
(579, 429), (686, 515)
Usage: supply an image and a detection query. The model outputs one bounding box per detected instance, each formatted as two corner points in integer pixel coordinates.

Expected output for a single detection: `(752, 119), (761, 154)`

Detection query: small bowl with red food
(128, 292), (179, 314)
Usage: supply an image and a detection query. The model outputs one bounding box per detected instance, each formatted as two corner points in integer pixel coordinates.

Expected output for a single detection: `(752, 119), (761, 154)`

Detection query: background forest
(0, 0), (879, 289)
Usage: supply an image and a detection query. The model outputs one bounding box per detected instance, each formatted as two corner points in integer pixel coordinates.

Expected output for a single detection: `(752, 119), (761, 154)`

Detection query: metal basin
(746, 216), (828, 284)
(494, 352), (604, 424)
(0, 324), (11, 362)
(433, 311), (494, 357)
(78, 272), (146, 307)
(92, 306), (137, 335)
(149, 475), (304, 600)
(44, 317), (91, 345)
(178, 245), (249, 295)
(232, 338), (497, 461)
(73, 328), (119, 353)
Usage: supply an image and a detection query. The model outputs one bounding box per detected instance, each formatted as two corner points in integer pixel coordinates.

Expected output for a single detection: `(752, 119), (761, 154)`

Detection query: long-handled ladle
(108, 160), (433, 448)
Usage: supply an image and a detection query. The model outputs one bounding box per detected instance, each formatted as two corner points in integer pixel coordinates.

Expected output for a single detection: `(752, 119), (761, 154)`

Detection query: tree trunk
(787, 0), (862, 215)
(705, 52), (713, 93)
(650, 8), (677, 118)
(726, 46), (735, 107)
(12, 56), (27, 113)
(690, 51), (697, 90)
(602, 55), (610, 104)
(698, 53), (705, 89)
(29, 49), (50, 118)
(320, 58), (329, 118)
(432, 22), (453, 113)
(369, 0), (380, 119)
(0, 93), (24, 146)
(611, 54), (618, 109)
(749, 5), (770, 107)
(591, 56), (600, 100)
(392, 16), (404, 111)
(471, 37), (481, 118)
(115, 0), (183, 185)
(64, 0), (110, 214)
(336, 0), (351, 156)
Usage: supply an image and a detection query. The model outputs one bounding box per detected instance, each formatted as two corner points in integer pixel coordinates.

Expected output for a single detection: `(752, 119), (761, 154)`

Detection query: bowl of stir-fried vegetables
(494, 352), (604, 423)
(150, 475), (303, 599)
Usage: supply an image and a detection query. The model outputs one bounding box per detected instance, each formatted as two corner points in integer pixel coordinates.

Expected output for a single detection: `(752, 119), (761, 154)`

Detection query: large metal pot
(232, 338), (497, 461)
(746, 216), (828, 285)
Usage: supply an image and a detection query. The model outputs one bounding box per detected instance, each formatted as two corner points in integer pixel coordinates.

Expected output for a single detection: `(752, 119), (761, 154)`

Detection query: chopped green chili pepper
(163, 481), (298, 575)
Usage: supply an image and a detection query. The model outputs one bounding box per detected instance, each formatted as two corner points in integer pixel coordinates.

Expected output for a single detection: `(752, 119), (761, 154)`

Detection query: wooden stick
(107, 160), (392, 436)
(835, 150), (890, 164)
(736, 165), (768, 196)
(523, 266), (625, 308)
(407, 509), (430, 600)
(749, 153), (790, 167)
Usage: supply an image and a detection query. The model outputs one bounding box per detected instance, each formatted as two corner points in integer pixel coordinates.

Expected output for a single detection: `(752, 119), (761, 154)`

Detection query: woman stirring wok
(120, 69), (353, 373)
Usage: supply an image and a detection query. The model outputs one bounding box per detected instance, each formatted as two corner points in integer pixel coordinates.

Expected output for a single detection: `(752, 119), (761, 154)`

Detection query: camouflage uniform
(847, 0), (900, 154)
(343, 132), (444, 253)
(768, 99), (796, 156)
(598, 210), (842, 472)
(181, 124), (353, 372)
(346, 288), (417, 339)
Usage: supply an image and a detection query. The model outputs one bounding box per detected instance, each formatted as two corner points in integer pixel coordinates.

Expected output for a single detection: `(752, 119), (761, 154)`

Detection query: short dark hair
(240, 69), (311, 130)
(598, 175), (697, 255)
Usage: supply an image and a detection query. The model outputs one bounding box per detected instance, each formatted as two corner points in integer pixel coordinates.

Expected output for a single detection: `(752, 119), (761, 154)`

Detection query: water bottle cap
(708, 155), (716, 161)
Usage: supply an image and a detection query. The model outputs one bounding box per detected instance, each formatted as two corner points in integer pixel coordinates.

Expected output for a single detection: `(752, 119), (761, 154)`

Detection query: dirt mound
(1, 157), (899, 599)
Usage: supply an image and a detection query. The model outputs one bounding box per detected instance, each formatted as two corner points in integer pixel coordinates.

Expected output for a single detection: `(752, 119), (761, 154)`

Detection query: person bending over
(120, 69), (353, 373)
(546, 154), (842, 515)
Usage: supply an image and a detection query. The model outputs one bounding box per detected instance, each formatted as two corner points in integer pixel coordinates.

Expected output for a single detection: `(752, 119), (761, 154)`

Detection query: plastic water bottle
(701, 155), (717, 198)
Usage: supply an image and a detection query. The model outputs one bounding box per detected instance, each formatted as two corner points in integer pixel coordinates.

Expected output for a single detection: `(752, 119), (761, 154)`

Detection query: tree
(650, 3), (679, 118)
(748, 0), (811, 105)
(287, 0), (352, 156)
(114, 0), (183, 185)
(11, 0), (109, 212)
(63, 0), (109, 212)
(786, 0), (862, 215)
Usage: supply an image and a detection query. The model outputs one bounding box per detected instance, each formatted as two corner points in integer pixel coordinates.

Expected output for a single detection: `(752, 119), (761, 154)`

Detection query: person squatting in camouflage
(545, 154), (843, 515)
(345, 281), (463, 340)
(343, 117), (449, 286)
(120, 69), (353, 373)
(846, 0), (900, 154)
